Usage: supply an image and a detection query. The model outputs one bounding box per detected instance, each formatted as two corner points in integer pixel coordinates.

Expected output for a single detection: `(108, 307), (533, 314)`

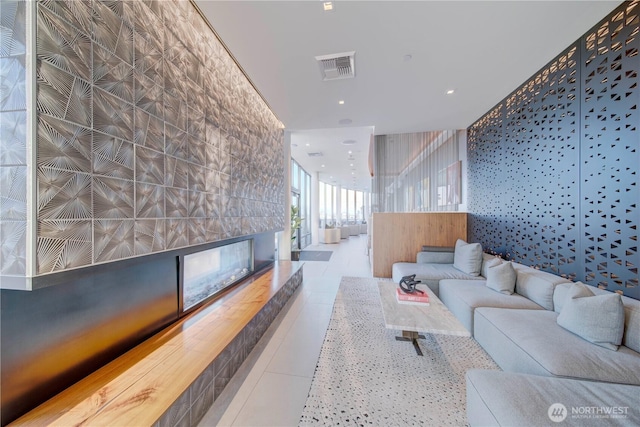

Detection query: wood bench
(10, 261), (304, 427)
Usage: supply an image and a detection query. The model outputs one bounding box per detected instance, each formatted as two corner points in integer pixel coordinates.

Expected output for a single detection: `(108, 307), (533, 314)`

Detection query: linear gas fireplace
(181, 239), (254, 312)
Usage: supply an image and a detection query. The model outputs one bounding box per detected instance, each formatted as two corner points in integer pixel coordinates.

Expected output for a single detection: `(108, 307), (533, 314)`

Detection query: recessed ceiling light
(321, 164), (325, 168)
(305, 143), (310, 146)
(446, 89), (455, 95)
(348, 150), (352, 154)
(323, 2), (333, 11)
(339, 118), (352, 125)
(338, 100), (344, 105)
(350, 163), (354, 167)
(351, 172), (355, 175)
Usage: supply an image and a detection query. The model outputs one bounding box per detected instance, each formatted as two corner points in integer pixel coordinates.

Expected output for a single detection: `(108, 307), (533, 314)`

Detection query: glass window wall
(356, 191), (364, 222)
(320, 182), (369, 227)
(291, 159), (311, 249)
(340, 188), (348, 223)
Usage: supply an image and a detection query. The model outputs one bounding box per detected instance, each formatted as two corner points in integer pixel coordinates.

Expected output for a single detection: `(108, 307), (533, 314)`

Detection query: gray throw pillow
(452, 239), (483, 276)
(486, 261), (516, 295)
(481, 256), (502, 278)
(557, 282), (625, 351)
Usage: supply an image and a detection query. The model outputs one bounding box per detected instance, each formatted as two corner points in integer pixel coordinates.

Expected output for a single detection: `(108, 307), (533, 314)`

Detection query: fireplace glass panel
(182, 240), (253, 311)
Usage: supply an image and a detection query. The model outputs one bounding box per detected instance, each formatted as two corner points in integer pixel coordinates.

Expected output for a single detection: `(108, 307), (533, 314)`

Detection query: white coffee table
(377, 281), (470, 355)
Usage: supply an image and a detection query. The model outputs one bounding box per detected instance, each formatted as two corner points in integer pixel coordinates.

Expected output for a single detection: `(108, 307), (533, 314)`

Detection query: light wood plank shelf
(10, 261), (303, 427)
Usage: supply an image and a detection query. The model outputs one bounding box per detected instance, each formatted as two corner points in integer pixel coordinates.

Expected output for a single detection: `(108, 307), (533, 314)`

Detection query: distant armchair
(319, 227), (340, 244)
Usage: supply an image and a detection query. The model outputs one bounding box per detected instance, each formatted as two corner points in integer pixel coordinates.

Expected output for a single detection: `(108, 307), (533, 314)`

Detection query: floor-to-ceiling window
(319, 181), (337, 227)
(320, 182), (369, 226)
(340, 188), (348, 224)
(291, 159), (311, 249)
(356, 191), (364, 223)
(344, 188), (367, 224)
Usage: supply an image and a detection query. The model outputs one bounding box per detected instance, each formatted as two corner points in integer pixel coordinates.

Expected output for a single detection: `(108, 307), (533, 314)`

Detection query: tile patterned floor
(199, 236), (372, 427)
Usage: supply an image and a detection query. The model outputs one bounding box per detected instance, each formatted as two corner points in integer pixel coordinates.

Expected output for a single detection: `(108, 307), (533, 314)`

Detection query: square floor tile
(229, 372), (311, 427)
(200, 237), (372, 427)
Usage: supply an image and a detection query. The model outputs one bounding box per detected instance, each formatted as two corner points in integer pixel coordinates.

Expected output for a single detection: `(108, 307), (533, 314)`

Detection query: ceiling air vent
(307, 152), (324, 157)
(315, 51), (355, 81)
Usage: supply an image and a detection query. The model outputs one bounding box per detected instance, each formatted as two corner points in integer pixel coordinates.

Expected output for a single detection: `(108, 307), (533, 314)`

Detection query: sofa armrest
(417, 251), (455, 264)
(421, 245), (455, 252)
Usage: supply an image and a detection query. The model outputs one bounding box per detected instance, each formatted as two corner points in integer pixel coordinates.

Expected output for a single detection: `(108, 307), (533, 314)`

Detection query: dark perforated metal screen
(468, 1), (639, 298)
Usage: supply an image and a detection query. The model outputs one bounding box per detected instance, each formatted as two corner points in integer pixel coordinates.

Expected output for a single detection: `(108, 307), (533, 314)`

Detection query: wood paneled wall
(371, 212), (467, 277)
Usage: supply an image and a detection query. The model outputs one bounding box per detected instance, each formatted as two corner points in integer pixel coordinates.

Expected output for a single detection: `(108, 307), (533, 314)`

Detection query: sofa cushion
(486, 261), (516, 295)
(452, 239), (483, 276)
(554, 282), (640, 354)
(466, 370), (640, 427)
(474, 307), (640, 385)
(439, 280), (543, 333)
(392, 262), (477, 296)
(557, 283), (624, 351)
(512, 264), (569, 311)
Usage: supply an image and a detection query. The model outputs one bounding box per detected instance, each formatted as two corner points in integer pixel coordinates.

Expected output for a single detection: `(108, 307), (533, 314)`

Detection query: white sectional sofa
(466, 370), (640, 426)
(391, 241), (640, 426)
(440, 260), (571, 333)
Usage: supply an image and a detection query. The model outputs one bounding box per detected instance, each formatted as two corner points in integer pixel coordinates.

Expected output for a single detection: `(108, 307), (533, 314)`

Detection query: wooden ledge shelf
(10, 261), (304, 427)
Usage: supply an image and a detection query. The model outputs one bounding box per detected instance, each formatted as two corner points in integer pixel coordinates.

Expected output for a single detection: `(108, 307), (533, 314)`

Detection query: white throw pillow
(557, 282), (625, 351)
(486, 261), (516, 295)
(452, 239), (483, 276)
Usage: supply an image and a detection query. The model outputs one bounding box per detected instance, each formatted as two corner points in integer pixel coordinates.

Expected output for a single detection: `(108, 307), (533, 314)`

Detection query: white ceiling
(195, 0), (621, 190)
(289, 126), (375, 190)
